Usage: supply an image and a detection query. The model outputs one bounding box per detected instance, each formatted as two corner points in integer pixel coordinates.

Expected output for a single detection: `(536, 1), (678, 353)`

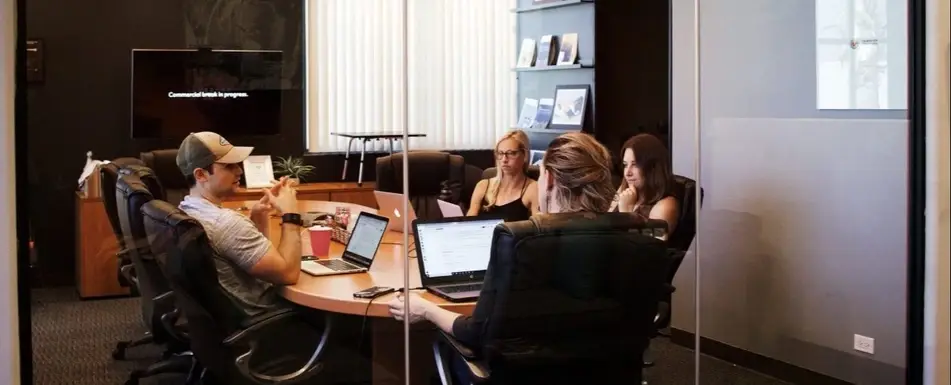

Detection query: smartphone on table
(353, 286), (396, 299)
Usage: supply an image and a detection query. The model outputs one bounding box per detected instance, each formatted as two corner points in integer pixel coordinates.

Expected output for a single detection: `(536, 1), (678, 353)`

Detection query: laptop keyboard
(316, 259), (359, 271)
(442, 283), (482, 293)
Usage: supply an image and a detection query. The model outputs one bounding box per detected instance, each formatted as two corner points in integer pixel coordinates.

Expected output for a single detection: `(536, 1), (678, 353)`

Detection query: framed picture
(529, 150), (546, 166)
(549, 84), (590, 130)
(242, 155), (275, 188)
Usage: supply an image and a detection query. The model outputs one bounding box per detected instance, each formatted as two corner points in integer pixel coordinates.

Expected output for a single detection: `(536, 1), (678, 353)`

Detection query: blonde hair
(484, 130), (531, 209)
(541, 132), (614, 213)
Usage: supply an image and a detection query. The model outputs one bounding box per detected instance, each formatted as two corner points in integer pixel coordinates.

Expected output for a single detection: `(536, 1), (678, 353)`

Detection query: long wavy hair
(541, 132), (614, 213)
(484, 130), (531, 209)
(616, 134), (674, 206)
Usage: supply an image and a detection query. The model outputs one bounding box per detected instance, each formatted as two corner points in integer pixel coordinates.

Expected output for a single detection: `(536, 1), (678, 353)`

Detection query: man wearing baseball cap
(177, 131), (303, 316)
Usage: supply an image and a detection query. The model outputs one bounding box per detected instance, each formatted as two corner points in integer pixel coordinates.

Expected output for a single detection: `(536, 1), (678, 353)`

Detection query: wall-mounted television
(130, 49), (283, 139)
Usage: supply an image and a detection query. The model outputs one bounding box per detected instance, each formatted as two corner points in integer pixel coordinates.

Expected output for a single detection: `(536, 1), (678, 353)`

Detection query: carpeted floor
(31, 287), (789, 385)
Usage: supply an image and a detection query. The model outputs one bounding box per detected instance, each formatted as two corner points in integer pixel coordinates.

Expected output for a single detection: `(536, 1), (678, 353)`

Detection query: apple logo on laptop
(393, 208), (401, 218)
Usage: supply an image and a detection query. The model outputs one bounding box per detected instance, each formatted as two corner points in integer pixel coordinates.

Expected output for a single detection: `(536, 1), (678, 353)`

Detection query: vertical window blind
(306, 0), (516, 153)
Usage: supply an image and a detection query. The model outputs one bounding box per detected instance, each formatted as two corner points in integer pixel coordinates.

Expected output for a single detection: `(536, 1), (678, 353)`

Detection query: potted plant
(272, 156), (315, 185)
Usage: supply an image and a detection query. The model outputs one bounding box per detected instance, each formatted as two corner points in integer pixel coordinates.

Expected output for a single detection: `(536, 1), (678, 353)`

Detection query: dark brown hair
(618, 134), (674, 206)
(542, 132), (614, 212)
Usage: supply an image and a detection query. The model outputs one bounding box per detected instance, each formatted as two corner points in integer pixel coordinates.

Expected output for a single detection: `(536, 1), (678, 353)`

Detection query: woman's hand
(617, 187), (637, 212)
(387, 292), (433, 324)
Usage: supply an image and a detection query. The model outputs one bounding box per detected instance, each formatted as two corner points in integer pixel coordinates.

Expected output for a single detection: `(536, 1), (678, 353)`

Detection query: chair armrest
(119, 264), (138, 287)
(437, 331), (477, 359)
(435, 331), (490, 383)
(222, 308), (296, 346)
(156, 292), (189, 343)
(664, 283), (676, 294)
(226, 310), (332, 385)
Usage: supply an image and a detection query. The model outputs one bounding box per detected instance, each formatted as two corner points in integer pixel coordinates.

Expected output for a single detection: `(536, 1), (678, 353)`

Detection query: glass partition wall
(675, 0), (922, 384)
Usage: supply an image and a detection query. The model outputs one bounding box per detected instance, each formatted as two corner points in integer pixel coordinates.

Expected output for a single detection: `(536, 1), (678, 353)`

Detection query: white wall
(924, 0), (950, 384)
(672, 0), (908, 383)
(0, 0), (20, 383)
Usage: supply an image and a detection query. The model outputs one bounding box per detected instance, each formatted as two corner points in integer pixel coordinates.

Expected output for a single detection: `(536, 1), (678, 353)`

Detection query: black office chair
(99, 157), (146, 289)
(376, 151), (466, 220)
(140, 149), (188, 205)
(142, 200), (331, 385)
(432, 212), (671, 385)
(654, 175), (703, 332)
(641, 175), (703, 368)
(120, 164), (167, 202)
(479, 165), (540, 181)
(115, 174), (192, 384)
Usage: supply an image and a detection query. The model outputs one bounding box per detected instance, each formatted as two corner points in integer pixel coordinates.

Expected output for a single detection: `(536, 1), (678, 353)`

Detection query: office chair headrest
(116, 173), (152, 197)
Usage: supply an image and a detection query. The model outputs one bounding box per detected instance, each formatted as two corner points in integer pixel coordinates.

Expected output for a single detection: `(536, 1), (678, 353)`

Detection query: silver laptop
(373, 190), (417, 233)
(412, 216), (504, 302)
(436, 199), (464, 218)
(301, 212), (389, 276)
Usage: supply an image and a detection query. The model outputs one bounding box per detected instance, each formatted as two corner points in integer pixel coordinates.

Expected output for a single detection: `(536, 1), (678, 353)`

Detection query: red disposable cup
(308, 226), (332, 257)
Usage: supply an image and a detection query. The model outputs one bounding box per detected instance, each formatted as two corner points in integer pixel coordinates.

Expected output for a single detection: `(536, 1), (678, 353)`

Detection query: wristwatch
(281, 213), (304, 226)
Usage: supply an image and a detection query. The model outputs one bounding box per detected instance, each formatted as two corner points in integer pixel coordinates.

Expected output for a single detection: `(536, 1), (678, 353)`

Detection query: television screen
(131, 49), (283, 139)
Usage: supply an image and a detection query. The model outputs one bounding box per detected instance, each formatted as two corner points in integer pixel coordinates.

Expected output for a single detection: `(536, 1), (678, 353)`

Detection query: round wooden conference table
(223, 199), (473, 384)
(222, 199), (477, 317)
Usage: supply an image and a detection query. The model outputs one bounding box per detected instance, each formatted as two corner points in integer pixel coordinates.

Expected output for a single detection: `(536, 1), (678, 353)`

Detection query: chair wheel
(126, 370), (143, 385)
(112, 342), (128, 360)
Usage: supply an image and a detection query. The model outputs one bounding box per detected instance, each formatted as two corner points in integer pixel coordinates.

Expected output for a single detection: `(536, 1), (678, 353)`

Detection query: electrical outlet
(853, 334), (875, 354)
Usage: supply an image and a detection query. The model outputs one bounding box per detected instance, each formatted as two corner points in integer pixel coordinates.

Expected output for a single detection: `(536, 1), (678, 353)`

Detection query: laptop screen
(343, 213), (389, 265)
(416, 218), (503, 279)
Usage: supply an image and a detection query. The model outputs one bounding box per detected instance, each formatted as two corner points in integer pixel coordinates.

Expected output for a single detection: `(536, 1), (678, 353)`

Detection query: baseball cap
(176, 131), (254, 176)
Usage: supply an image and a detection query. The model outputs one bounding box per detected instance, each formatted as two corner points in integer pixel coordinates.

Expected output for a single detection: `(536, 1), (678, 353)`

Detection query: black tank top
(480, 180), (532, 222)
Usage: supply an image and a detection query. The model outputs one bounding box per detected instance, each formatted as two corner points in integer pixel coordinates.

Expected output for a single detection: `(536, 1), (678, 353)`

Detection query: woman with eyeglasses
(466, 130), (539, 222)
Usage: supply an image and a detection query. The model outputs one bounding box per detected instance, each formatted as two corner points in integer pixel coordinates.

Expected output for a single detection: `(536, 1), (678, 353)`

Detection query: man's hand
(249, 194), (273, 222)
(264, 182), (299, 215)
(250, 177), (290, 221)
(268, 176), (290, 196)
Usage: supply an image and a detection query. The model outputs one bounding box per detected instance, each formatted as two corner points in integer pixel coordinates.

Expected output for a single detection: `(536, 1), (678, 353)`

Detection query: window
(815, 0), (907, 110)
(305, 0), (517, 153)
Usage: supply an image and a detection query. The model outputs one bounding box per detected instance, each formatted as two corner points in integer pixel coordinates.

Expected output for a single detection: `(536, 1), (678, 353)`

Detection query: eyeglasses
(495, 150), (523, 159)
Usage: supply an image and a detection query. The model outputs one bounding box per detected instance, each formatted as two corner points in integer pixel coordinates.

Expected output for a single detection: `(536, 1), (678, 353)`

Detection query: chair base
(124, 353), (194, 385)
(113, 333), (154, 360)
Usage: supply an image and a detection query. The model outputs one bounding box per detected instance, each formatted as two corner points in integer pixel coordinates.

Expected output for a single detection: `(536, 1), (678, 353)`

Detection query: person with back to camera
(609, 133), (680, 240)
(467, 130), (539, 221)
(176, 131), (303, 317)
(388, 132), (616, 383)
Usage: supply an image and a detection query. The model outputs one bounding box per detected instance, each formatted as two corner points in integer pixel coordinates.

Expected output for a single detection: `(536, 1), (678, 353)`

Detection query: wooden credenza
(74, 182), (377, 298)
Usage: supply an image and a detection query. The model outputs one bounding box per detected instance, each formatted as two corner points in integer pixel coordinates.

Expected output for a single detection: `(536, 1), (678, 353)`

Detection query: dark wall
(25, 0), (494, 286)
(27, 0), (188, 286)
(594, 1), (671, 169)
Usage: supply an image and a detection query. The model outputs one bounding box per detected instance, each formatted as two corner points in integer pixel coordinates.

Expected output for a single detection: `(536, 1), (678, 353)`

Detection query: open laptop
(300, 212), (389, 276)
(412, 216), (505, 302)
(374, 190), (417, 233)
(436, 199), (464, 218)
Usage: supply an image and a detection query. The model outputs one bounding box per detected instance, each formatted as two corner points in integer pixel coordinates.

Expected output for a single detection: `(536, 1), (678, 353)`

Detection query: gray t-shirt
(179, 195), (287, 316)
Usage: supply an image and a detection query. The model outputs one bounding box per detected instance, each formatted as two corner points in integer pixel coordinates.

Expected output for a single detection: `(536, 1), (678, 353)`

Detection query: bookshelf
(515, 0), (596, 151)
(513, 0), (672, 164)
